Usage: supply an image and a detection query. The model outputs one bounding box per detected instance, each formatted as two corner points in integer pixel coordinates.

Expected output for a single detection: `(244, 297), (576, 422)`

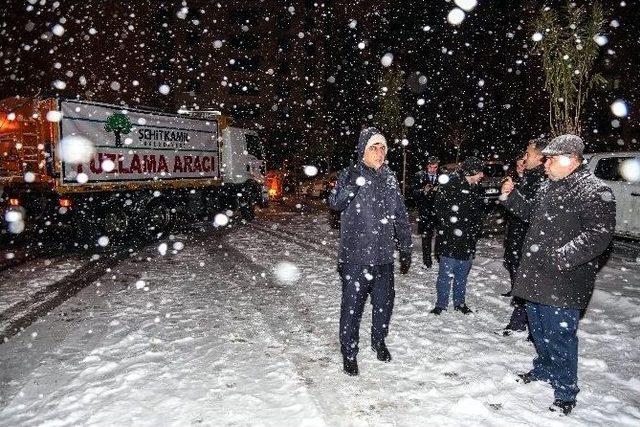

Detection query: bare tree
(532, 2), (607, 136)
(375, 66), (405, 144)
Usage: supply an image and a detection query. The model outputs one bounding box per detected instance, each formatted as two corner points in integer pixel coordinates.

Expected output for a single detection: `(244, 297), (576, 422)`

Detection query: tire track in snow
(0, 250), (133, 343)
(247, 221), (337, 259)
(206, 237), (349, 425)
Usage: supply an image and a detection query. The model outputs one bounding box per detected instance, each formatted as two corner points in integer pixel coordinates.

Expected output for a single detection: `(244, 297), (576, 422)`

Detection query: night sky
(1, 0), (637, 174)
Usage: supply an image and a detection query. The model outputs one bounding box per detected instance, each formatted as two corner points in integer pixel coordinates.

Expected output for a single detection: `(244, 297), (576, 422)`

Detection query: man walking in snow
(502, 138), (548, 335)
(328, 127), (412, 376)
(430, 157), (485, 315)
(500, 134), (615, 415)
(412, 156), (441, 268)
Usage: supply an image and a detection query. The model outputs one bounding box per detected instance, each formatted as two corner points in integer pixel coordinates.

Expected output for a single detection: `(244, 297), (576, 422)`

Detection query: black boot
(549, 399), (576, 415)
(501, 290), (512, 297)
(430, 307), (444, 315)
(372, 342), (392, 362)
(454, 304), (473, 315)
(343, 356), (358, 376)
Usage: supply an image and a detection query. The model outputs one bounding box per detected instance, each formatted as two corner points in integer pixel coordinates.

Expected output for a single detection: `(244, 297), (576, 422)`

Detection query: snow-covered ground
(0, 205), (639, 426)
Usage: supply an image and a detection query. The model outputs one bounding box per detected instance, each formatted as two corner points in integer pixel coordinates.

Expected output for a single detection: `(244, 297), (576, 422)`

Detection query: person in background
(501, 139), (548, 337)
(501, 134), (615, 415)
(412, 156), (441, 268)
(328, 127), (412, 376)
(430, 157), (485, 315)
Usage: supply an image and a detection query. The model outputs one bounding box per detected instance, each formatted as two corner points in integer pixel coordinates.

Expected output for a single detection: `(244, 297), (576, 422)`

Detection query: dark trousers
(526, 302), (580, 401)
(505, 262), (528, 331)
(339, 263), (395, 359)
(435, 256), (472, 309)
(421, 225), (435, 266)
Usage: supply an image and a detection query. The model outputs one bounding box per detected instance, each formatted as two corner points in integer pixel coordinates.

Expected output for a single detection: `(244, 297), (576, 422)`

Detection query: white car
(585, 152), (640, 239)
(299, 178), (327, 198)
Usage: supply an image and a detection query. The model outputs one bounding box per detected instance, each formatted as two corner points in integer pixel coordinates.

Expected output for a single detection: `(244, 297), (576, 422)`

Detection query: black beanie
(460, 157), (483, 176)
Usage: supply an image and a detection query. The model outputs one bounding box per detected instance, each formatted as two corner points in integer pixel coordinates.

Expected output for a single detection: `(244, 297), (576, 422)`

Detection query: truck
(0, 97), (266, 246)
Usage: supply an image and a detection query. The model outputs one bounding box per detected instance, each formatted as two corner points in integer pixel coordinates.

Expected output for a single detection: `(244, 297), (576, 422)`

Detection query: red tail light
(59, 198), (72, 207)
(9, 198), (20, 206)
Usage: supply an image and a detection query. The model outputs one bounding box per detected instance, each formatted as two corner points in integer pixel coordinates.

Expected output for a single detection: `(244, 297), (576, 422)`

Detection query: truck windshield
(246, 134), (264, 160)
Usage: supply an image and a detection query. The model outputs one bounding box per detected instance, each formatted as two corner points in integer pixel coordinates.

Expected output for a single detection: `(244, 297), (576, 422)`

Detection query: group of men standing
(328, 127), (616, 416)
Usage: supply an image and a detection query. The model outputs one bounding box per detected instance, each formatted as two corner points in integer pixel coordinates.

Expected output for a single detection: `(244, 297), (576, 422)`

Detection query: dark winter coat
(432, 172), (485, 260)
(502, 165), (616, 310)
(412, 170), (439, 232)
(503, 165), (546, 270)
(328, 128), (412, 266)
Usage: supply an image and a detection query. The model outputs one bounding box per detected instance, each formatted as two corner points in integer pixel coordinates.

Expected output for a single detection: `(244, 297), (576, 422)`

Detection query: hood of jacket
(356, 127), (382, 162)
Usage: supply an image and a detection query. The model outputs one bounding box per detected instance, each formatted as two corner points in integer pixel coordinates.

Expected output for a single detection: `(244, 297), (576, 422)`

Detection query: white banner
(59, 100), (219, 183)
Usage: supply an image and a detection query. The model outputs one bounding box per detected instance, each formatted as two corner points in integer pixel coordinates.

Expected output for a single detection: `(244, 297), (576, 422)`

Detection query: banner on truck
(59, 100), (219, 183)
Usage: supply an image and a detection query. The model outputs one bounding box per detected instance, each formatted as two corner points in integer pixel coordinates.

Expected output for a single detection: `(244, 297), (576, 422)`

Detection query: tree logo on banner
(105, 112), (132, 147)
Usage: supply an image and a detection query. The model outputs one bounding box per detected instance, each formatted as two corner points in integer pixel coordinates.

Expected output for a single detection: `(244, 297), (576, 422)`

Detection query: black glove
(347, 163), (360, 187)
(399, 252), (411, 274)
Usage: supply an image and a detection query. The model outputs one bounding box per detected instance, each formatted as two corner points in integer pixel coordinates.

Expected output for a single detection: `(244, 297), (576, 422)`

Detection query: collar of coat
(359, 162), (391, 178)
(556, 164), (589, 185)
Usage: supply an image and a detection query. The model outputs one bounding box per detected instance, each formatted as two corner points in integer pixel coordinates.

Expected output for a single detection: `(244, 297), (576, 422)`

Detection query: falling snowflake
(46, 111), (63, 122)
(57, 135), (95, 164)
(214, 213), (230, 227)
(454, 0), (478, 12)
(273, 261), (301, 284)
(381, 53), (394, 67)
(304, 165), (318, 177)
(447, 8), (466, 25)
(610, 100), (628, 118)
(158, 243), (168, 255)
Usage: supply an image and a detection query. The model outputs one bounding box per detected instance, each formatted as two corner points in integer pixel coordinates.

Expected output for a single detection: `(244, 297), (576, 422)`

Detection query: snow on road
(0, 209), (639, 426)
(0, 256), (83, 314)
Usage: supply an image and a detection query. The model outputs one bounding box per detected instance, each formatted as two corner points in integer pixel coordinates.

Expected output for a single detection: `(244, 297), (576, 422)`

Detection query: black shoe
(372, 342), (392, 362)
(423, 261), (432, 269)
(430, 307), (444, 315)
(549, 399), (576, 415)
(501, 291), (512, 297)
(343, 356), (359, 376)
(516, 371), (538, 384)
(454, 304), (473, 315)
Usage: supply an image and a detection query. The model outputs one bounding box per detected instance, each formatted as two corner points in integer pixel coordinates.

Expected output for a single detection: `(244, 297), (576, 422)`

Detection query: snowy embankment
(0, 207), (639, 426)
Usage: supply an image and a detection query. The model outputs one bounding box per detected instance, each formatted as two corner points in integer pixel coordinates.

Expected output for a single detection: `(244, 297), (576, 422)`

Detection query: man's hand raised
(501, 177), (515, 196)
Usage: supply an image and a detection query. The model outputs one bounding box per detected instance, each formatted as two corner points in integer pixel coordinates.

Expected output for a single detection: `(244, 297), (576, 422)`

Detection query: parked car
(585, 152), (640, 239)
(480, 161), (508, 201)
(298, 176), (327, 198)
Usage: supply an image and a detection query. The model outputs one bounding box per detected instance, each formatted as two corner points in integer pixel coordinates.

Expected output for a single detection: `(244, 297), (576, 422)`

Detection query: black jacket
(433, 172), (485, 260)
(502, 165), (616, 309)
(328, 127), (412, 265)
(412, 170), (439, 232)
(503, 165), (546, 270)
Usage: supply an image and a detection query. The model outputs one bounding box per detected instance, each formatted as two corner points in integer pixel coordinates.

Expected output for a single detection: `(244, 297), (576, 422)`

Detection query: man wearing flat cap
(430, 156), (485, 315)
(500, 134), (616, 415)
(412, 156), (441, 268)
